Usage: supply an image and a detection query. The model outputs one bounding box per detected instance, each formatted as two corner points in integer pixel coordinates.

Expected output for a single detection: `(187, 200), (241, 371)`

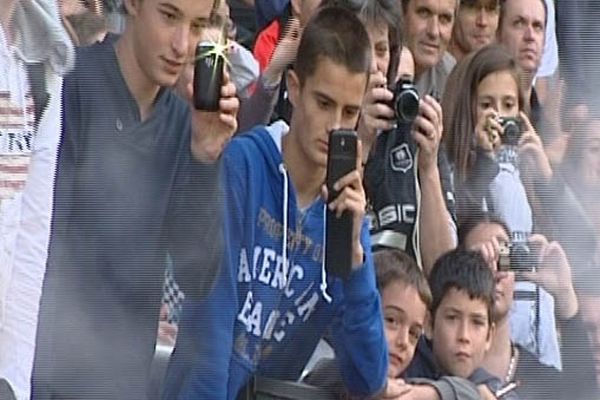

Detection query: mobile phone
(193, 41), (224, 111)
(325, 129), (358, 280)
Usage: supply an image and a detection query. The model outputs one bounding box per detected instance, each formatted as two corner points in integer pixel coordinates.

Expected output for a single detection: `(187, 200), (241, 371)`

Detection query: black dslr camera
(498, 240), (539, 274)
(498, 117), (522, 147)
(389, 79), (420, 123)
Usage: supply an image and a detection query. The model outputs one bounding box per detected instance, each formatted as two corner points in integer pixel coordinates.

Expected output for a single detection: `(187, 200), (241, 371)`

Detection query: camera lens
(500, 118), (520, 146)
(394, 81), (420, 122)
(396, 91), (420, 122)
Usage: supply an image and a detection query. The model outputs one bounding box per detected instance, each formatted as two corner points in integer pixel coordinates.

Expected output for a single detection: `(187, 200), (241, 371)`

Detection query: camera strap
(535, 285), (541, 356)
(513, 290), (536, 301)
(513, 287), (541, 356)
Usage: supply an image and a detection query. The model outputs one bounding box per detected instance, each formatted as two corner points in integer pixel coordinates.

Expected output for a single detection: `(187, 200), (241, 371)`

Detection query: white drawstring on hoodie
(320, 204), (333, 303)
(278, 163), (289, 289)
(412, 150), (423, 270)
(278, 163), (332, 303)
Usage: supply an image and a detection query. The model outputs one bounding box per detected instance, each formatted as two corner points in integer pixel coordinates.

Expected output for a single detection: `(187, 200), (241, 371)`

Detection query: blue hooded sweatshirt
(164, 122), (388, 399)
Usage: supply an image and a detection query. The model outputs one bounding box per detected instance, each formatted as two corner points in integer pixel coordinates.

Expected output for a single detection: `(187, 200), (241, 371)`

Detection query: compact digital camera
(499, 117), (522, 147)
(498, 240), (538, 273)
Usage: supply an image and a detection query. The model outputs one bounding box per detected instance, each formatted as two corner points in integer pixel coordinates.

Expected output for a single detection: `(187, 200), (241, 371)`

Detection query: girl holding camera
(442, 44), (552, 232)
(443, 44), (564, 373)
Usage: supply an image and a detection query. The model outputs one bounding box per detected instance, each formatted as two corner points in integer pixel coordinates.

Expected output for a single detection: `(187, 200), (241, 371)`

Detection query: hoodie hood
(258, 120), (290, 194)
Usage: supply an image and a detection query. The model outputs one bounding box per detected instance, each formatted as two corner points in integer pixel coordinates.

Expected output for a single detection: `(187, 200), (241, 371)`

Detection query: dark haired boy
(406, 249), (503, 397)
(461, 213), (598, 400)
(373, 250), (482, 399)
(306, 249), (483, 399)
(164, 7), (387, 399)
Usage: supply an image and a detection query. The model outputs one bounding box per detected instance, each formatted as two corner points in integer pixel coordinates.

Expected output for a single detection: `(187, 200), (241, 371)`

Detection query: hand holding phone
(325, 130), (364, 279)
(189, 42), (239, 161)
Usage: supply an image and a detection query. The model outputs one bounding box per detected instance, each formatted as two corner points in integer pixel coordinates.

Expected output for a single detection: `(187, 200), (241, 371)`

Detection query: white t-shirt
(0, 23), (62, 400)
(490, 160), (562, 370)
(536, 0), (558, 78)
(0, 25), (36, 312)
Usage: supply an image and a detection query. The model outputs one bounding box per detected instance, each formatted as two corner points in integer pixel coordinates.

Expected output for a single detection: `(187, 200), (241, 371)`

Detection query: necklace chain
(505, 343), (517, 383)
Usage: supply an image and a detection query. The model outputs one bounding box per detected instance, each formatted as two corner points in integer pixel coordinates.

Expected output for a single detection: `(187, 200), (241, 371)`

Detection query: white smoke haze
(24, 1), (600, 399)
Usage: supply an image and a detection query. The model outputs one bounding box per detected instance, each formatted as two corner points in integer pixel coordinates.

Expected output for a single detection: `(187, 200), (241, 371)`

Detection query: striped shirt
(0, 32), (35, 202)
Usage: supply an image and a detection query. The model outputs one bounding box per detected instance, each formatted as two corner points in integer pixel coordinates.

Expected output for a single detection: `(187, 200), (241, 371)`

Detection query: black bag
(238, 376), (334, 400)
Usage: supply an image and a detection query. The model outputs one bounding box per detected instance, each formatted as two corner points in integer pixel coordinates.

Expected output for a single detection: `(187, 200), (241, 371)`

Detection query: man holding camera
(31, 0), (239, 398)
(360, 35), (456, 274)
(461, 214), (597, 400)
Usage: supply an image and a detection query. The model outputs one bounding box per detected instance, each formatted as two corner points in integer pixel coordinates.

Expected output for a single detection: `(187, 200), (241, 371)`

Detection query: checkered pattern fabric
(162, 256), (185, 325)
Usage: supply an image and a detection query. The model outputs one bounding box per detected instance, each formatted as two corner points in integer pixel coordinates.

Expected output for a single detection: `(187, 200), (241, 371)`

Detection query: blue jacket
(164, 122), (387, 399)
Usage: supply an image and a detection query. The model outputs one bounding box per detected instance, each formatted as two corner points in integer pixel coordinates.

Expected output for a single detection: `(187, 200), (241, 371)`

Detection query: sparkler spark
(196, 41), (231, 69)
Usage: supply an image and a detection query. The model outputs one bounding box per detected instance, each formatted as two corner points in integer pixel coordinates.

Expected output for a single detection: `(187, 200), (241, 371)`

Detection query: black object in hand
(499, 116), (522, 147)
(193, 42), (224, 111)
(325, 130), (357, 280)
(498, 240), (539, 274)
(390, 79), (420, 123)
(509, 240), (538, 274)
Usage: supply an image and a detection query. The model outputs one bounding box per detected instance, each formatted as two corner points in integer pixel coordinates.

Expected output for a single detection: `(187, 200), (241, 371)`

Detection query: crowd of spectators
(1, 0), (600, 399)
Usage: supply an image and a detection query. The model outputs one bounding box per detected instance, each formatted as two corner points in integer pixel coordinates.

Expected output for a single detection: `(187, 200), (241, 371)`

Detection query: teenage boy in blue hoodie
(164, 6), (388, 399)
